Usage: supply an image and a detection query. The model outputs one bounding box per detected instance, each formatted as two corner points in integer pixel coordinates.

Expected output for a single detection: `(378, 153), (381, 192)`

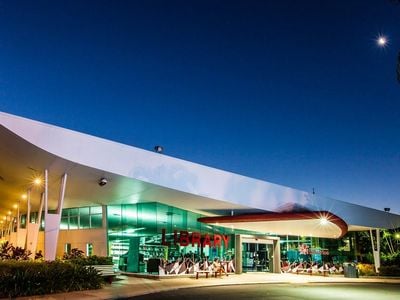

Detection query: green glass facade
(38, 202), (355, 273)
(107, 202), (236, 272)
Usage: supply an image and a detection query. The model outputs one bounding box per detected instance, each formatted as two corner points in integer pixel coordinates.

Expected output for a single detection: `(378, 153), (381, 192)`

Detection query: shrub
(379, 265), (400, 276)
(0, 260), (103, 298)
(64, 252), (113, 266)
(357, 263), (376, 276)
(381, 252), (400, 266)
(63, 248), (85, 260)
(0, 241), (31, 260)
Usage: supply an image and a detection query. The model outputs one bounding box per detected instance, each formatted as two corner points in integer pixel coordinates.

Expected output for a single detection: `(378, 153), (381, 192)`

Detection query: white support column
(26, 192), (44, 258)
(16, 199), (27, 248)
(9, 216), (17, 245)
(370, 228), (381, 273)
(44, 171), (67, 261)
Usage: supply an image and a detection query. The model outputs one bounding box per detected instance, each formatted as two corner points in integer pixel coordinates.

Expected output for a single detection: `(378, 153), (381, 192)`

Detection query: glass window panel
(62, 209), (69, 217)
(80, 214), (90, 229)
(69, 208), (79, 216)
(156, 204), (168, 232)
(107, 206), (122, 230)
(90, 214), (103, 228)
(187, 211), (200, 231)
(30, 212), (37, 224)
(86, 243), (93, 256)
(90, 206), (102, 214)
(69, 216), (79, 229)
(137, 203), (157, 234)
(60, 217), (69, 230)
(79, 207), (89, 216)
(20, 215), (26, 228)
(65, 243), (71, 254)
(171, 207), (186, 230)
(122, 204), (137, 227)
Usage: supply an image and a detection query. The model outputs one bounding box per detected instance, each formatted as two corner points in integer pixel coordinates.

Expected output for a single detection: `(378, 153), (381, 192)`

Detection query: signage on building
(161, 228), (229, 248)
(299, 244), (329, 255)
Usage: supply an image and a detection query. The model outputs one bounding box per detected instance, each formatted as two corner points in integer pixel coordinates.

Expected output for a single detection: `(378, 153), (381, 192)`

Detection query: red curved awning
(198, 211), (348, 238)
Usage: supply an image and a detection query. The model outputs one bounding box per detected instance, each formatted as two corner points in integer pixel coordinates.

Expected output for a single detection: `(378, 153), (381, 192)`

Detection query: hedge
(0, 260), (103, 298)
(379, 265), (400, 277)
(66, 255), (113, 266)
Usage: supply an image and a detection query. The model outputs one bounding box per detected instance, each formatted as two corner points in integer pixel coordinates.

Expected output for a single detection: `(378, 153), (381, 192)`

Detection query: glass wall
(279, 233), (355, 265)
(60, 206), (103, 230)
(107, 202), (236, 272)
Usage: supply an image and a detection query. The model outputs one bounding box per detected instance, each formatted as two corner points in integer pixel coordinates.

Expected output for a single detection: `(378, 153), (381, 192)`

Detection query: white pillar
(370, 229), (381, 273)
(26, 192), (44, 258)
(44, 170), (68, 261)
(16, 199), (27, 248)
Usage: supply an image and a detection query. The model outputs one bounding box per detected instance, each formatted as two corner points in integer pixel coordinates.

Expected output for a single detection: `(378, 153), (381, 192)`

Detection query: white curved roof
(1, 111), (399, 237)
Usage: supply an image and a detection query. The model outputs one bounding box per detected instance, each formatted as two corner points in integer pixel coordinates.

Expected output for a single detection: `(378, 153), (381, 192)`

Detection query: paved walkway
(18, 273), (400, 300)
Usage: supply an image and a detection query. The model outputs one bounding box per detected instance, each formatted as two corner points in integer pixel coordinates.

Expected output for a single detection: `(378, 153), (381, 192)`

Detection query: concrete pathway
(17, 273), (400, 300)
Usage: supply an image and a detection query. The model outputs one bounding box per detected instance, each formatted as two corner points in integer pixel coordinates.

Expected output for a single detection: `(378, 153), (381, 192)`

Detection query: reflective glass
(90, 214), (103, 228)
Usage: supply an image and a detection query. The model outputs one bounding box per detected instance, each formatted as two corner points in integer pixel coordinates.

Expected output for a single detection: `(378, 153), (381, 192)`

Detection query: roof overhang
(198, 211), (348, 238)
(1, 111), (400, 235)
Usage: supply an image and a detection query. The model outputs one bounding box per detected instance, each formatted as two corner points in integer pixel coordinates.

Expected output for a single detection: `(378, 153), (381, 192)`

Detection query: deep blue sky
(0, 0), (399, 212)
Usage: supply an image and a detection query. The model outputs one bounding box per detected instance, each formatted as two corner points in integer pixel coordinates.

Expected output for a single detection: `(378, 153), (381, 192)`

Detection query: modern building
(0, 111), (399, 274)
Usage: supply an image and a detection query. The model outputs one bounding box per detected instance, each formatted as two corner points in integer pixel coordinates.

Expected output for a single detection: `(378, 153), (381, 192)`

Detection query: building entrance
(242, 242), (273, 272)
(234, 235), (281, 274)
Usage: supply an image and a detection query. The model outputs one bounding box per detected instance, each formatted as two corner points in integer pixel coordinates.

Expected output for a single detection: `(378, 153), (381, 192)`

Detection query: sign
(299, 244), (329, 255)
(161, 228), (229, 248)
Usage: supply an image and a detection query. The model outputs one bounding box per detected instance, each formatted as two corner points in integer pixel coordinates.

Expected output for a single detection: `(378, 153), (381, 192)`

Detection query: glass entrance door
(242, 242), (273, 272)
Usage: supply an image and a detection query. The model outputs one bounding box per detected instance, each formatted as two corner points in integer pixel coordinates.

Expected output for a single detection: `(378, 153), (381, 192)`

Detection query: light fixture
(13, 204), (18, 209)
(154, 145), (164, 153)
(320, 217), (328, 225)
(7, 211), (11, 215)
(98, 178), (108, 186)
(34, 178), (42, 185)
(21, 194), (27, 199)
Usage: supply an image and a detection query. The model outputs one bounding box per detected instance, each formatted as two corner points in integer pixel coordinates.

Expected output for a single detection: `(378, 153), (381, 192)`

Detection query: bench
(89, 265), (120, 283)
(195, 270), (211, 279)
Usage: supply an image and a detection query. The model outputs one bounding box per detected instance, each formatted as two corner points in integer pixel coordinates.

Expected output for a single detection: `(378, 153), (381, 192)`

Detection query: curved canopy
(1, 111), (400, 238)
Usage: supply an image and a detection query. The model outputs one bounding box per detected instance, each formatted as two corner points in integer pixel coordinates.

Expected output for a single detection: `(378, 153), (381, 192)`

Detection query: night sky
(0, 1), (399, 212)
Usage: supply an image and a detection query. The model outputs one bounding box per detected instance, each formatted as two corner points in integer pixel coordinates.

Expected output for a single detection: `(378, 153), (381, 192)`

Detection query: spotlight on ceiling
(320, 217), (328, 225)
(98, 178), (108, 187)
(154, 145), (164, 153)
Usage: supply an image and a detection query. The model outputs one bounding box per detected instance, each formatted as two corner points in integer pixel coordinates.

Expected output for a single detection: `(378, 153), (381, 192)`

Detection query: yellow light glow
(395, 233), (400, 239)
(21, 194), (27, 199)
(34, 178), (42, 185)
(13, 204), (18, 209)
(7, 211), (11, 215)
(2, 216), (6, 220)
